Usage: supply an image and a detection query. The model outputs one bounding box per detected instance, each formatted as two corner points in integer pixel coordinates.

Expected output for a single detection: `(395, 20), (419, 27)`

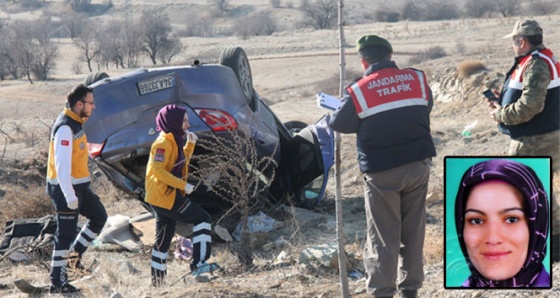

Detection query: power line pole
(336, 0), (349, 297)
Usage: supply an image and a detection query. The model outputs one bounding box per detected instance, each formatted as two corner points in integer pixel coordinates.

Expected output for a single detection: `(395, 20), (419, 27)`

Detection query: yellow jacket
(145, 131), (195, 210)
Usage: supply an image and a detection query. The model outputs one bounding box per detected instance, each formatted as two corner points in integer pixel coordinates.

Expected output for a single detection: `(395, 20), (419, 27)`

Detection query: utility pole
(335, 0), (349, 297)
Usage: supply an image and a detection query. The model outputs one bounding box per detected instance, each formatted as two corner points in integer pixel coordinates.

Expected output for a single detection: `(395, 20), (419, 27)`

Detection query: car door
(285, 114), (335, 208)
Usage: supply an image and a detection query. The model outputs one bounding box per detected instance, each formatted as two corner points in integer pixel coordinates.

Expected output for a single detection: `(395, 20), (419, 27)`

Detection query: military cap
(503, 19), (543, 38)
(356, 35), (393, 53)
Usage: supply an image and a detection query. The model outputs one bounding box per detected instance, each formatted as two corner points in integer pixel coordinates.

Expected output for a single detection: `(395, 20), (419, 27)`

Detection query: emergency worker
(330, 35), (436, 298)
(46, 84), (108, 294)
(145, 104), (217, 286)
(487, 19), (560, 262)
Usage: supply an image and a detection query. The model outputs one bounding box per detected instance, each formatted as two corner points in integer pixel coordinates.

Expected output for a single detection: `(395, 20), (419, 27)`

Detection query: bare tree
(9, 20), (39, 83)
(208, 0), (231, 16)
(464, 0), (494, 18)
(190, 130), (277, 266)
(59, 10), (86, 39)
(123, 22), (143, 68)
(0, 20), (9, 80)
(299, 0), (337, 29)
(529, 0), (559, 15)
(73, 20), (100, 72)
(423, 0), (459, 20)
(66, 0), (92, 12)
(157, 36), (182, 65)
(139, 9), (174, 65)
(270, 0), (281, 8)
(0, 26), (20, 80)
(29, 18), (59, 80)
(401, 1), (424, 21)
(494, 0), (520, 17)
(96, 21), (126, 70)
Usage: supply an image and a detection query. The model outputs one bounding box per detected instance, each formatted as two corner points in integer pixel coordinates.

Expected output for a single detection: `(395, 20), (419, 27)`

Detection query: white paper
(316, 92), (341, 111)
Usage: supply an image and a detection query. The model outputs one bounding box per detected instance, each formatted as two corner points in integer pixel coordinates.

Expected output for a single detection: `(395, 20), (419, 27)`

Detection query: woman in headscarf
(145, 104), (217, 286)
(455, 159), (550, 287)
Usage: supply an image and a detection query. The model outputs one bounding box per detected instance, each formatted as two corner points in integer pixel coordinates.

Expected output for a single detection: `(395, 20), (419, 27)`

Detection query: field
(1, 0), (560, 297)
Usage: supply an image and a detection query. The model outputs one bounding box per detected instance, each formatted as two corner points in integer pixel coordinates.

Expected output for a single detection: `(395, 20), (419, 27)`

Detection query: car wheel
(219, 47), (254, 103)
(84, 72), (109, 86)
(284, 120), (308, 135)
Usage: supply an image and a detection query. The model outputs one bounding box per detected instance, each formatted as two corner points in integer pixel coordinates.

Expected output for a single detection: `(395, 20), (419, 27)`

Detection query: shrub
(423, 1), (459, 20)
(408, 46), (447, 65)
(233, 10), (277, 39)
(0, 151), (52, 229)
(401, 1), (424, 21)
(373, 10), (400, 23)
(270, 0), (281, 8)
(529, 0), (559, 15)
(457, 60), (487, 78)
(312, 69), (363, 97)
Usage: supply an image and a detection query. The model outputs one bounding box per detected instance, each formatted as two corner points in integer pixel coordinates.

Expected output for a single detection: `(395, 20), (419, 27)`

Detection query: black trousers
(150, 193), (212, 281)
(48, 183), (107, 286)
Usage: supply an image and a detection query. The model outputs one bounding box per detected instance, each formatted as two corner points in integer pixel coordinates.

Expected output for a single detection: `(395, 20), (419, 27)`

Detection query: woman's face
(463, 180), (529, 281)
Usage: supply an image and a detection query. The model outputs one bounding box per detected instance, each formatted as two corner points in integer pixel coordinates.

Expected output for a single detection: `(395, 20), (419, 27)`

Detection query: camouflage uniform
(496, 55), (560, 166)
(495, 43), (560, 261)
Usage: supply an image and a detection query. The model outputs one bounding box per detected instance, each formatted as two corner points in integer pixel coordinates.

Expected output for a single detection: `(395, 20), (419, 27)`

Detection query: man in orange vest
(330, 35), (436, 298)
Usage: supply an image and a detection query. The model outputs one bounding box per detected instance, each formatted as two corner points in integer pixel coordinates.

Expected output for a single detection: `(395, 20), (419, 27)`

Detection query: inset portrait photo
(444, 157), (552, 289)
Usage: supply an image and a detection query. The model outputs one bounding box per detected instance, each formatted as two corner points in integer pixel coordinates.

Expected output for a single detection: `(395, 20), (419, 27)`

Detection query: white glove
(66, 197), (78, 210)
(187, 131), (198, 144)
(184, 183), (195, 195)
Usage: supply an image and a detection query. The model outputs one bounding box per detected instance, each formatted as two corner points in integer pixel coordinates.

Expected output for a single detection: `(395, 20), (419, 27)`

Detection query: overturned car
(83, 47), (334, 214)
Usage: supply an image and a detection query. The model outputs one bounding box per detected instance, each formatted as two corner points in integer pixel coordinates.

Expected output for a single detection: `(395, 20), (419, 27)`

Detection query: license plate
(137, 74), (175, 95)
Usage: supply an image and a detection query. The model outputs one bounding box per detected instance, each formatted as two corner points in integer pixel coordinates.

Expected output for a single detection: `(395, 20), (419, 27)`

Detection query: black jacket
(330, 60), (436, 173)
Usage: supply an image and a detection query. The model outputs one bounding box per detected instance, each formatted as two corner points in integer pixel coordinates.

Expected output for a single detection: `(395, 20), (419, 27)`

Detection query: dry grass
(424, 227), (444, 266)
(457, 59), (487, 79)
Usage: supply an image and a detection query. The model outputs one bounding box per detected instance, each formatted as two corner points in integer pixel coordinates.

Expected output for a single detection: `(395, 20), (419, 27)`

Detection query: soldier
(486, 19), (560, 262)
(330, 35), (436, 298)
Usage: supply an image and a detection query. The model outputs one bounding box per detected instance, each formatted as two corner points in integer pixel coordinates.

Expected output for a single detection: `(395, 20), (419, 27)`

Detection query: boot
(400, 290), (417, 298)
(151, 268), (166, 287)
(553, 234), (560, 263)
(49, 283), (80, 294)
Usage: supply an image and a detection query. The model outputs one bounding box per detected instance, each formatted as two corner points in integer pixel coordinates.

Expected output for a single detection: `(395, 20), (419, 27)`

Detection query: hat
(502, 19), (542, 38)
(356, 35), (393, 53)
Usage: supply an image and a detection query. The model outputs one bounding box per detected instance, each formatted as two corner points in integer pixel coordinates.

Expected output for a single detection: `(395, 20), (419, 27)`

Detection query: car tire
(219, 47), (254, 103)
(284, 120), (308, 135)
(84, 72), (109, 86)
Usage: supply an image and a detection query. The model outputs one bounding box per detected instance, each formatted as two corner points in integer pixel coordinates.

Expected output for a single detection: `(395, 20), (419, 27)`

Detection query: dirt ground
(1, 2), (560, 297)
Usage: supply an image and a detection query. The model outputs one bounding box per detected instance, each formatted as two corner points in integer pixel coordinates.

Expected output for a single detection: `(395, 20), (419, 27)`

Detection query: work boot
(49, 283), (80, 294)
(400, 290), (417, 298)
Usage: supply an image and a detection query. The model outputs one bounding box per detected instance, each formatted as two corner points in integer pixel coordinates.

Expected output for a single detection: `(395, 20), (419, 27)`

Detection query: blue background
(444, 157), (551, 287)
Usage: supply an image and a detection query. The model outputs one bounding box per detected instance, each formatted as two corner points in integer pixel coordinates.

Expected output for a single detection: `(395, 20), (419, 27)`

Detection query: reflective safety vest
(500, 48), (560, 137)
(347, 67), (430, 119)
(506, 48), (560, 91)
(46, 108), (91, 186)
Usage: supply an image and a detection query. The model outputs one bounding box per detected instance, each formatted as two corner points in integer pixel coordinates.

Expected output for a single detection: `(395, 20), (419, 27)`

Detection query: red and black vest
(499, 48), (560, 138)
(348, 67), (430, 119)
(344, 62), (436, 173)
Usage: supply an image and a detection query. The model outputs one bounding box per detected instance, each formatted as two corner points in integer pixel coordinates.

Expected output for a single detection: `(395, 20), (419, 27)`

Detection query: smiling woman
(446, 158), (551, 288)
